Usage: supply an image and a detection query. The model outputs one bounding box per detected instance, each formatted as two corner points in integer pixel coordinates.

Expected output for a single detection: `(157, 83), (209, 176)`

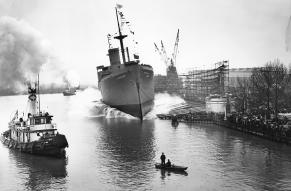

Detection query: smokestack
(108, 48), (121, 65)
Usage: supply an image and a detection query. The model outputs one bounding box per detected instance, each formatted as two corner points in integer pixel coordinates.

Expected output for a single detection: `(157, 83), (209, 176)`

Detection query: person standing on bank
(160, 152), (166, 166)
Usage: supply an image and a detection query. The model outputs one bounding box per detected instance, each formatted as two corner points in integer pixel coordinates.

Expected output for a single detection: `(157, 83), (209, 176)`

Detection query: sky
(0, 0), (291, 85)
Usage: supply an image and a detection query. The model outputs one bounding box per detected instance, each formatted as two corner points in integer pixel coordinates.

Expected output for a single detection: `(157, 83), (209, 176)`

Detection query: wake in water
(72, 88), (136, 119)
(69, 88), (202, 120)
(70, 88), (196, 119)
(146, 93), (187, 118)
(89, 89), (190, 120)
(94, 101), (136, 119)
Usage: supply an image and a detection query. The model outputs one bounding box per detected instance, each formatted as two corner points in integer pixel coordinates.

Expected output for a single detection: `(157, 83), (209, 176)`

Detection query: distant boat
(63, 87), (76, 96)
(0, 79), (69, 158)
(96, 7), (154, 119)
(171, 116), (179, 127)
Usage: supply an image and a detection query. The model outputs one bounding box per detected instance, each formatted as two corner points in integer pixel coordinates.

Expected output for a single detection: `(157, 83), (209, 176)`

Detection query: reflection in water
(1, 91), (291, 190)
(96, 118), (156, 190)
(191, 124), (291, 191)
(159, 169), (188, 179)
(8, 150), (67, 191)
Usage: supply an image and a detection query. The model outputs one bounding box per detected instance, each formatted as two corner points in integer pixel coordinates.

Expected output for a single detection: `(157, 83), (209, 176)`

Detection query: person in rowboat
(160, 152), (166, 166)
(166, 159), (171, 167)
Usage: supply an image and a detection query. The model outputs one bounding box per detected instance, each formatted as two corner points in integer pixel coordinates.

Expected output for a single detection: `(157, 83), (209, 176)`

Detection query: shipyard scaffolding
(181, 61), (229, 101)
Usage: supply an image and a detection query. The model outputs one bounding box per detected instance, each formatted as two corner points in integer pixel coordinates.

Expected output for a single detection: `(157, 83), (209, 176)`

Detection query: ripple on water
(1, 92), (291, 190)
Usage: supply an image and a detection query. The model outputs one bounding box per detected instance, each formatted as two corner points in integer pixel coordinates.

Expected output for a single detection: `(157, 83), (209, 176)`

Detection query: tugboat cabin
(9, 112), (57, 143)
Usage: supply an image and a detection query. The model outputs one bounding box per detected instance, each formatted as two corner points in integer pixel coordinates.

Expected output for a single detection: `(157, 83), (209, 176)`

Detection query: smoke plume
(0, 16), (64, 95)
(63, 70), (80, 88)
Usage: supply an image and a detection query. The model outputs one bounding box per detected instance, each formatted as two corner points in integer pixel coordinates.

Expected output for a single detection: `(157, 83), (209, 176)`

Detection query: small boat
(156, 114), (172, 120)
(155, 163), (188, 171)
(171, 120), (179, 127)
(63, 87), (76, 96)
(171, 116), (179, 127)
(0, 79), (69, 158)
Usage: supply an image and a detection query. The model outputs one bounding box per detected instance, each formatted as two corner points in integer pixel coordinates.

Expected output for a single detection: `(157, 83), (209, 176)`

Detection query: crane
(154, 29), (180, 68)
(172, 29), (179, 67)
(154, 41), (169, 66)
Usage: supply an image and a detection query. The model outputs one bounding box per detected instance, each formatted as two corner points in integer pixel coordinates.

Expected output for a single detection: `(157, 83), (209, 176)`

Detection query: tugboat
(0, 79), (69, 158)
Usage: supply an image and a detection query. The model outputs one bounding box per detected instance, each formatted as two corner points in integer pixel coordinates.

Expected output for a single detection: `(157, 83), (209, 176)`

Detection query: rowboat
(155, 163), (187, 171)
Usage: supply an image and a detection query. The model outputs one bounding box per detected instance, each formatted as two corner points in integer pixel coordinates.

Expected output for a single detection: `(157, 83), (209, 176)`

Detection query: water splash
(69, 88), (196, 119)
(91, 91), (188, 120)
(151, 93), (186, 115)
(94, 101), (136, 119)
(72, 88), (137, 119)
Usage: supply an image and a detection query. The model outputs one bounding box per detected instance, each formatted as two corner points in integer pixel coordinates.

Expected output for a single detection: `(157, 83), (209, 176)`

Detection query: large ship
(0, 80), (68, 157)
(97, 8), (154, 119)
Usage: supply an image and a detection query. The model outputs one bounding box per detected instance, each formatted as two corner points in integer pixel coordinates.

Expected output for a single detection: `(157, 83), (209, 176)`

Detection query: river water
(0, 89), (291, 191)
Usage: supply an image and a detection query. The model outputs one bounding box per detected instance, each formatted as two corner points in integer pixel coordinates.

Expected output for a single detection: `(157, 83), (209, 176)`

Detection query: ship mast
(114, 7), (127, 64)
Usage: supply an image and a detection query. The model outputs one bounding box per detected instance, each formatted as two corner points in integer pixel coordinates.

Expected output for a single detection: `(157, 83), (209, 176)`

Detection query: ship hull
(98, 63), (154, 119)
(1, 131), (68, 158)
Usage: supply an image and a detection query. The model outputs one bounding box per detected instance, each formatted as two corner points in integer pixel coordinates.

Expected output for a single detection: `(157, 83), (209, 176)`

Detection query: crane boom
(154, 29), (180, 67)
(154, 42), (167, 65)
(172, 29), (179, 66)
(154, 43), (160, 53)
(161, 40), (169, 66)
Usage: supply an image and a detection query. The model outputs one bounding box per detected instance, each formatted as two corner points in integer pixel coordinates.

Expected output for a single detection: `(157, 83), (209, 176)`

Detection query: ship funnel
(108, 48), (121, 65)
(27, 83), (37, 115)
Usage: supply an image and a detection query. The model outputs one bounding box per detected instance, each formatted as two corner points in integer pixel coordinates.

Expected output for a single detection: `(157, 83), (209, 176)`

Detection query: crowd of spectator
(157, 111), (291, 143)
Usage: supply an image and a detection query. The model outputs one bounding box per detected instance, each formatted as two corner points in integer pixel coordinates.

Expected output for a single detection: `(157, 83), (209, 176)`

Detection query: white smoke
(0, 16), (67, 94)
(63, 70), (80, 88)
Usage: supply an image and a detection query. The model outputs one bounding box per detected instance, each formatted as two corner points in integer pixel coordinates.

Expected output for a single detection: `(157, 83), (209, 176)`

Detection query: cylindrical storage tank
(205, 97), (226, 113)
(108, 48), (121, 65)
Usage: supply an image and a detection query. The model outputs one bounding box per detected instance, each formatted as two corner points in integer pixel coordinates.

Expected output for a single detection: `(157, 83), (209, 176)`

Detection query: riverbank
(157, 112), (291, 145)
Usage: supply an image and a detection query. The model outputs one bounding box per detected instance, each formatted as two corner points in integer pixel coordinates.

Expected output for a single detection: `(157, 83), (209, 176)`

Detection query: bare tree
(233, 77), (251, 114)
(250, 59), (289, 119)
(272, 60), (288, 120)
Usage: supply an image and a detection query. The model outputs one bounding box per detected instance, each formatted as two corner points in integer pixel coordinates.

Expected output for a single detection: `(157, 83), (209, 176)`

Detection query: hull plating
(0, 133), (68, 158)
(98, 64), (154, 118)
